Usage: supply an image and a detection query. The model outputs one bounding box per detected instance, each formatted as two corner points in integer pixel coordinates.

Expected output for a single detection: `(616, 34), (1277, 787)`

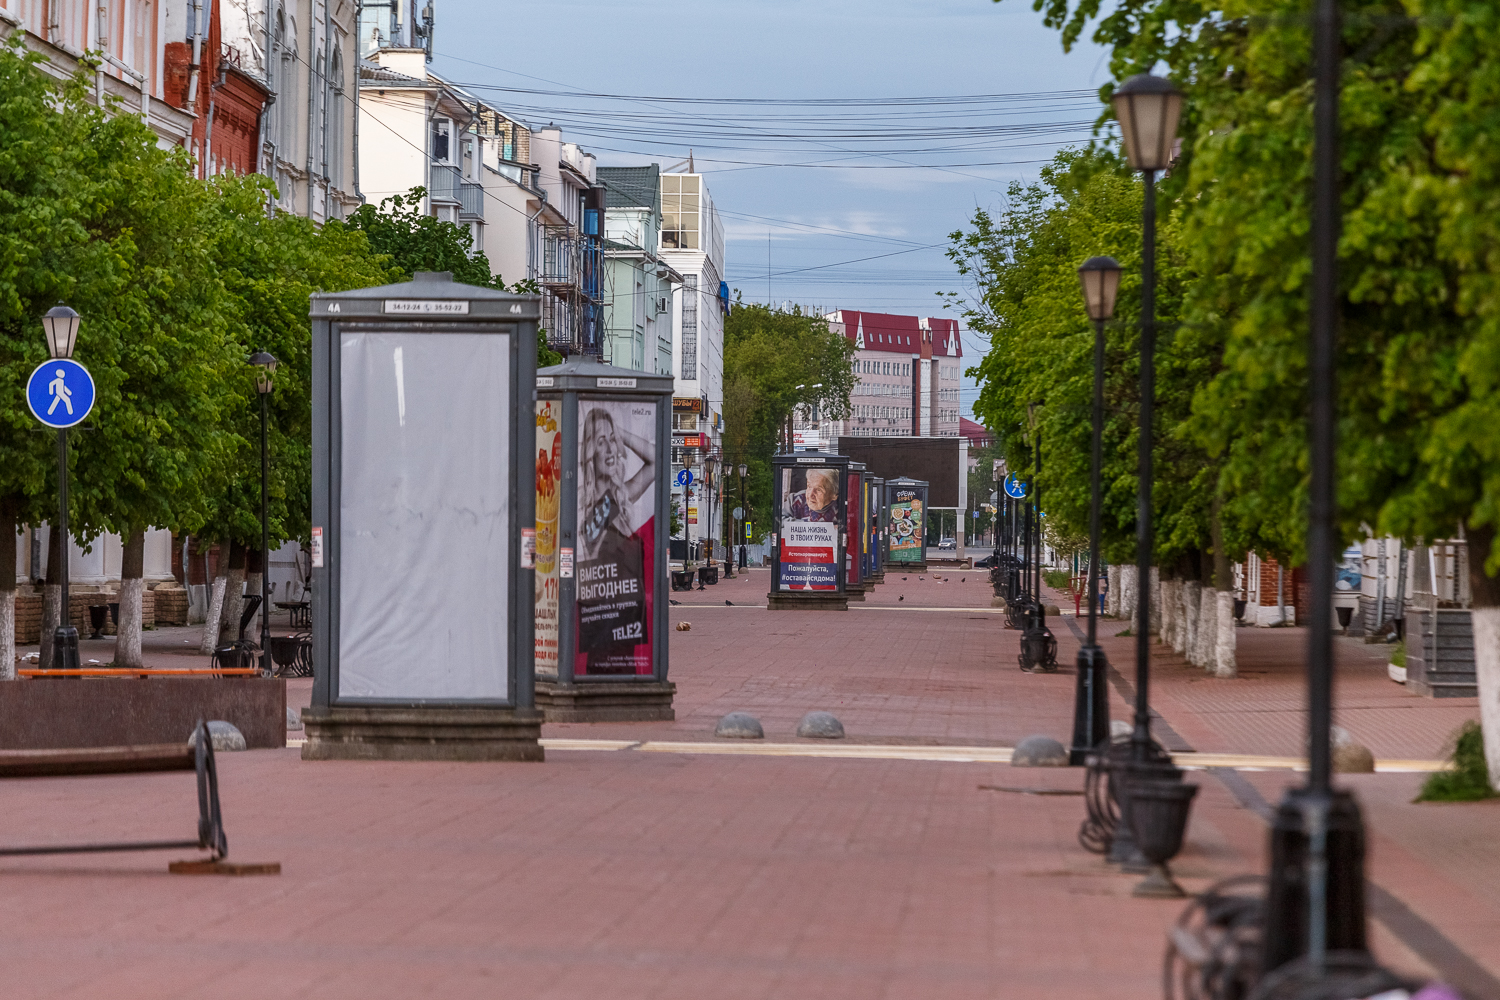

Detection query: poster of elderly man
(575, 400), (657, 675)
(779, 467), (841, 591)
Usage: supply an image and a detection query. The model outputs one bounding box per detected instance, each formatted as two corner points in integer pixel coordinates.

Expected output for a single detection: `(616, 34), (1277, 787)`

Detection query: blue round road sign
(674, 469), (693, 487)
(26, 359), (95, 429)
(1004, 473), (1028, 499)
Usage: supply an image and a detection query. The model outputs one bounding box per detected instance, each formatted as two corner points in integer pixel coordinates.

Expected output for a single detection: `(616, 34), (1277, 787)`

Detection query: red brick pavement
(0, 569), (1489, 998)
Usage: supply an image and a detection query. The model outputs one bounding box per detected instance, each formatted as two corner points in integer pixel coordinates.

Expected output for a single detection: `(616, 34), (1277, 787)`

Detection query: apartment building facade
(597, 165), (680, 375)
(808, 310), (964, 446)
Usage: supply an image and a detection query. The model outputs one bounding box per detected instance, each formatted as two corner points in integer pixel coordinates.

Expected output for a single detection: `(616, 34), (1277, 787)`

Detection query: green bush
(1417, 721), (1495, 802)
(1042, 569), (1072, 591)
(1389, 640), (1405, 669)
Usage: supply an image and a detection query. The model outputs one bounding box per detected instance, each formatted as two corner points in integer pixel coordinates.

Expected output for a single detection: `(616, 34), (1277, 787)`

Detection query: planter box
(0, 677), (285, 749)
(1406, 608), (1476, 698)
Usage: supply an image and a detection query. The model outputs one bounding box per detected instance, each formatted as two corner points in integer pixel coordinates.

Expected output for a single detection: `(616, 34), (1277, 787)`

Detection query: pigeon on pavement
(669, 599), (681, 606)
(725, 600), (733, 606)
(898, 595), (904, 602)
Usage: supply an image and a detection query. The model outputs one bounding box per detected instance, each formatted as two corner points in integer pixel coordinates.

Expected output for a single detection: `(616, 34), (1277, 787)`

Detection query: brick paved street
(0, 570), (1491, 998)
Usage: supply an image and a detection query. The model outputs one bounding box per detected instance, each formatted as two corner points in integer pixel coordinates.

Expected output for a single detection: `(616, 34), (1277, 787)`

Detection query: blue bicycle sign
(1003, 473), (1029, 499)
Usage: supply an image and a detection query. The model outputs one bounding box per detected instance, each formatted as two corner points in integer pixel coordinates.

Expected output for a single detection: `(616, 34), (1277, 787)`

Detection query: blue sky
(430, 0), (1113, 420)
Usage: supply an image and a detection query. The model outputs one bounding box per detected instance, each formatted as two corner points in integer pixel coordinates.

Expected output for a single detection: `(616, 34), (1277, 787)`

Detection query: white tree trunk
(218, 566), (245, 644)
(1213, 589), (1238, 678)
(0, 589), (14, 680)
(114, 577), (144, 668)
(40, 583), (60, 669)
(1150, 567), (1162, 636)
(1181, 580), (1201, 657)
(244, 570), (263, 641)
(1120, 565), (1137, 624)
(1107, 566), (1122, 618)
(1471, 607), (1500, 791)
(1164, 578), (1181, 650)
(200, 575), (227, 655)
(1195, 586), (1218, 668)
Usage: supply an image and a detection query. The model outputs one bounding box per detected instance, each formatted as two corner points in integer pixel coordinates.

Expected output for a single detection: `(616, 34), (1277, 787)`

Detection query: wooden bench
(0, 721), (278, 875)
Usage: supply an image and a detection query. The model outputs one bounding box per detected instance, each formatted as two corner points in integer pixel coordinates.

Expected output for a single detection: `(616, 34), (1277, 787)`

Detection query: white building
(659, 170), (727, 561)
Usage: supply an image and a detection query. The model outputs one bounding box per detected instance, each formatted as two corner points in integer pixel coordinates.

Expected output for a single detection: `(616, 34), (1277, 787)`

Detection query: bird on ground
(961, 578), (966, 583)
(902, 577), (908, 581)
(725, 600), (733, 606)
(899, 595), (905, 602)
(919, 576), (924, 581)
(669, 599), (681, 606)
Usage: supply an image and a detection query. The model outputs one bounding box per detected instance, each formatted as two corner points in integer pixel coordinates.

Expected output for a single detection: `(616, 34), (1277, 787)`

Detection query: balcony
(459, 182), (483, 219)
(428, 163), (461, 204)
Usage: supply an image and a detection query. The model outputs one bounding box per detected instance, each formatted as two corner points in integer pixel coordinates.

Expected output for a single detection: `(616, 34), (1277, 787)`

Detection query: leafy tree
(722, 301), (857, 533)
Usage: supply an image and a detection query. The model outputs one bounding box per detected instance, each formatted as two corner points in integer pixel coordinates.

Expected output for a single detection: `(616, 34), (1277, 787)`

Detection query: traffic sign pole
(26, 358), (95, 674)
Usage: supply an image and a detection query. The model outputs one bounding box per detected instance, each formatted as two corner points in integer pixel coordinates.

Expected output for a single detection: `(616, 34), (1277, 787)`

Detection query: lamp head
(1111, 74), (1183, 173)
(1078, 256), (1123, 322)
(250, 350), (279, 394)
(42, 303), (80, 360)
(738, 463), (747, 478)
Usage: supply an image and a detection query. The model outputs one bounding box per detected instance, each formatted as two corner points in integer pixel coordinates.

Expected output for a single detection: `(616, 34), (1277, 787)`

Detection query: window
(432, 119), (451, 162)
(681, 276), (698, 375)
(673, 412), (698, 431)
(661, 174), (700, 249)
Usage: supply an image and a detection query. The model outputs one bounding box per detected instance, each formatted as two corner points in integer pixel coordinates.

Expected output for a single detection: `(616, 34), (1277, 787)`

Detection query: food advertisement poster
(889, 487), (924, 563)
(780, 467), (840, 591)
(534, 400), (561, 673)
(575, 399), (657, 676)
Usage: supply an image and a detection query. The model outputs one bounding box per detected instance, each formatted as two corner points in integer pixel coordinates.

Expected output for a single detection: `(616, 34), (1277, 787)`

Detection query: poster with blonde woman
(575, 400), (657, 675)
(779, 467), (840, 591)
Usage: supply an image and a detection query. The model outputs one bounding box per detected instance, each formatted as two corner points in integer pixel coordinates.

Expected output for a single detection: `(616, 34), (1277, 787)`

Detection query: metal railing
(459, 182), (483, 219)
(428, 163), (461, 204)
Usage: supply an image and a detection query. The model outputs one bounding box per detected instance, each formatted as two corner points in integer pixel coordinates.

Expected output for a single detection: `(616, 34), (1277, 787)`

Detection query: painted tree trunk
(245, 570), (263, 641)
(200, 576), (227, 655)
(217, 541), (247, 645)
(1181, 580), (1201, 657)
(0, 497), (16, 680)
(1214, 590), (1238, 678)
(1149, 567), (1162, 636)
(1119, 566), (1137, 624)
(1107, 565), (1122, 618)
(1195, 586), (1217, 669)
(39, 526), (62, 670)
(1465, 525), (1500, 791)
(115, 530), (145, 669)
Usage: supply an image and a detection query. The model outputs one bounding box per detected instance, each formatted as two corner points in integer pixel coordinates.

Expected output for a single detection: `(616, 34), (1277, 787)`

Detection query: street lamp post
(738, 462), (748, 571)
(1260, 0), (1374, 980)
(1070, 256), (1123, 764)
(1111, 72), (1182, 763)
(42, 305), (81, 674)
(703, 453), (717, 583)
(1106, 74), (1198, 891)
(250, 351), (278, 675)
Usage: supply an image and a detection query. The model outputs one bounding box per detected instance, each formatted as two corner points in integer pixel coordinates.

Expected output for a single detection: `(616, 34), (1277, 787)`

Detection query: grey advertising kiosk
(845, 462), (867, 602)
(867, 475), (886, 584)
(768, 451), (850, 611)
(886, 476), (929, 573)
(533, 357), (675, 722)
(302, 272), (542, 761)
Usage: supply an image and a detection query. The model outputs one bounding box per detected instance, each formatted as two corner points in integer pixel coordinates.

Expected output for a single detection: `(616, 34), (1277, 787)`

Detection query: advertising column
(769, 452), (850, 610)
(533, 358), (676, 722)
(845, 464), (865, 601)
(887, 477), (929, 572)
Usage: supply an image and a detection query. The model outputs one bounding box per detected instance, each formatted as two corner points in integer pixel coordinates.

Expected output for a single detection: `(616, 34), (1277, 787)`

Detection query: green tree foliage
(198, 175), (396, 549)
(722, 301), (856, 534)
(949, 149), (1216, 573)
(342, 187), (504, 288)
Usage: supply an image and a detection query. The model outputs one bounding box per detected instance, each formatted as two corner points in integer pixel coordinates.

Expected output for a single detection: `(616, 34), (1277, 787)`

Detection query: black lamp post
(738, 461), (748, 570)
(1069, 256), (1122, 764)
(1020, 402), (1057, 672)
(1111, 72), (1182, 763)
(1260, 0), (1373, 981)
(250, 350), (277, 675)
(703, 453), (717, 581)
(43, 304), (81, 674)
(1106, 74), (1198, 891)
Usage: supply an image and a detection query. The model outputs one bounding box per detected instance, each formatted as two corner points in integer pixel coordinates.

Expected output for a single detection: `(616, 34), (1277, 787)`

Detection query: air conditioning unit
(656, 297), (669, 313)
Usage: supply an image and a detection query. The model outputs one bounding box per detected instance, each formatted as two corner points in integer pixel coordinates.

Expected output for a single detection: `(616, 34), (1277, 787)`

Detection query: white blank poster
(338, 331), (510, 701)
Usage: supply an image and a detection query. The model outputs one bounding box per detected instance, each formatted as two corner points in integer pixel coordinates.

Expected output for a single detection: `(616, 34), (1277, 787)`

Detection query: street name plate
(596, 377), (636, 388)
(536, 376), (555, 387)
(383, 300), (471, 315)
(796, 457), (823, 463)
